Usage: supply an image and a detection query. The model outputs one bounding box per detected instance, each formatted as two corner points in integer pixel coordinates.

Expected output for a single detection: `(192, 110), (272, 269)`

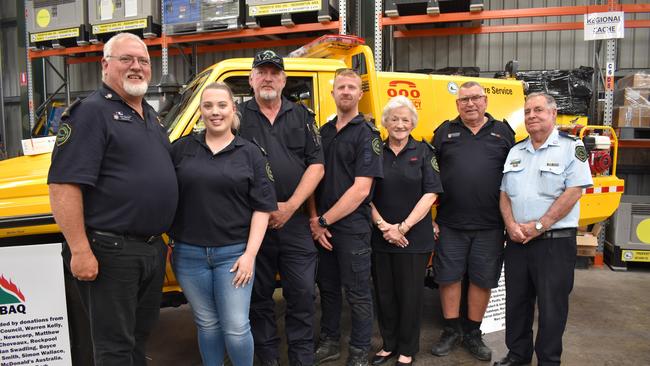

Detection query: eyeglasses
(457, 95), (485, 105)
(106, 55), (151, 67)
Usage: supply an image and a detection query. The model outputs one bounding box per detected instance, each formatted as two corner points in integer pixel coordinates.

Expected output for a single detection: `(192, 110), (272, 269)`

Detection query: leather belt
(89, 230), (160, 244)
(534, 228), (577, 240)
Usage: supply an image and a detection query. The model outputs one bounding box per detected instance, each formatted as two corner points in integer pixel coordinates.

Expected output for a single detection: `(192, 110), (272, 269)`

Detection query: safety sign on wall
(0, 244), (71, 365)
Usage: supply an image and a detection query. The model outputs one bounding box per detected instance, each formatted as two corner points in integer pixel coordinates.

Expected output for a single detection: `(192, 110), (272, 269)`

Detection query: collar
(451, 112), (496, 130)
(383, 135), (417, 151)
(99, 83), (153, 111)
(194, 131), (244, 153)
(330, 112), (366, 125)
(245, 96), (295, 115)
(521, 128), (560, 152)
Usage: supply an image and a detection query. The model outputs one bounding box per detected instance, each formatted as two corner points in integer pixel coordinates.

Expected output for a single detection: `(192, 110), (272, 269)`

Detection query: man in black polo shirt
(430, 81), (515, 362)
(48, 33), (178, 365)
(310, 69), (383, 366)
(238, 50), (324, 366)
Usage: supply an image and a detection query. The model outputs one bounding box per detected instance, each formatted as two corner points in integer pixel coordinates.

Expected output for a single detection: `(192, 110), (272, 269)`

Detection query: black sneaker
(345, 346), (369, 366)
(430, 326), (462, 356)
(315, 338), (340, 365)
(462, 328), (492, 361)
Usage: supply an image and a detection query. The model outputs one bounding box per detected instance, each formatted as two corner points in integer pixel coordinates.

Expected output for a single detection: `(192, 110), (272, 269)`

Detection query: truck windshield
(160, 69), (211, 134)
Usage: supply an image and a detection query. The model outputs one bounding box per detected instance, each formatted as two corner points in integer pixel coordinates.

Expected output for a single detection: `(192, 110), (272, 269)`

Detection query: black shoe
(346, 346), (370, 366)
(492, 355), (530, 366)
(430, 326), (462, 356)
(371, 351), (396, 365)
(462, 328), (492, 361)
(315, 338), (340, 365)
(260, 359), (279, 366)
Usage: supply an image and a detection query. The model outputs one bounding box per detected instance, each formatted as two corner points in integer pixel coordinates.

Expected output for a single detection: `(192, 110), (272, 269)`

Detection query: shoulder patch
(265, 162), (275, 182)
(430, 154), (439, 172)
(559, 131), (579, 141)
(250, 138), (267, 156)
(371, 137), (382, 155)
(55, 123), (72, 146)
(60, 98), (82, 119)
(575, 145), (588, 162)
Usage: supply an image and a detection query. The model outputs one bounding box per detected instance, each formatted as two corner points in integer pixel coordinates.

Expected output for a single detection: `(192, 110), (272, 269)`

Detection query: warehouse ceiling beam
(393, 19), (650, 38)
(381, 4), (650, 27)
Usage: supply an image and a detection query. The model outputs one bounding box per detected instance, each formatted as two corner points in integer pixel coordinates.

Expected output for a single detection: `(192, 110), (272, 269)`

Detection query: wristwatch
(535, 221), (545, 233)
(318, 215), (330, 228)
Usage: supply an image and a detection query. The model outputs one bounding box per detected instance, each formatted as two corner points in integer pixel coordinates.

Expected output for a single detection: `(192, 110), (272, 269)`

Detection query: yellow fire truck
(0, 35), (624, 304)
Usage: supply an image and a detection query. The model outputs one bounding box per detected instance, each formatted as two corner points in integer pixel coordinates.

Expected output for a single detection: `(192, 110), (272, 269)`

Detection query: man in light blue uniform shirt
(494, 92), (593, 366)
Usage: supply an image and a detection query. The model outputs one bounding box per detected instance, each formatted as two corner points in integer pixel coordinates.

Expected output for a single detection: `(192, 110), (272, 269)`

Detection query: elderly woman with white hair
(370, 96), (443, 366)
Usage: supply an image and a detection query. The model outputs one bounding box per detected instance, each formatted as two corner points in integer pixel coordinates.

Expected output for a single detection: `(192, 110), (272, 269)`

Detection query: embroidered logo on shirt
(55, 123), (72, 146)
(371, 137), (382, 155)
(490, 132), (502, 138)
(431, 155), (439, 172)
(265, 162), (275, 182)
(547, 162), (560, 167)
(575, 145), (588, 162)
(448, 132), (460, 138)
(510, 158), (521, 167)
(113, 111), (133, 122)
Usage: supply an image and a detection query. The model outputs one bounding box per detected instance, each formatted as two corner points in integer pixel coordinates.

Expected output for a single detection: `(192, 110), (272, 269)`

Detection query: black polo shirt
(372, 136), (443, 253)
(168, 133), (277, 247)
(432, 113), (514, 230)
(238, 97), (323, 202)
(47, 84), (178, 237)
(317, 114), (384, 234)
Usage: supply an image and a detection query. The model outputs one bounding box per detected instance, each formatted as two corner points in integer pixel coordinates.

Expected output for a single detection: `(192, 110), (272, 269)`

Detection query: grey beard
(260, 90), (278, 101)
(123, 80), (148, 96)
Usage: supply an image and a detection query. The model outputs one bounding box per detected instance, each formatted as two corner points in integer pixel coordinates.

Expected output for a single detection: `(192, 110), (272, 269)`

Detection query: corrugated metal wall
(393, 0), (650, 74)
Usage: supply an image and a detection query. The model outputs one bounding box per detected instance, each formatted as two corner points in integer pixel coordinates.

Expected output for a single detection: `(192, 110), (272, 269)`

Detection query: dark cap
(252, 50), (284, 70)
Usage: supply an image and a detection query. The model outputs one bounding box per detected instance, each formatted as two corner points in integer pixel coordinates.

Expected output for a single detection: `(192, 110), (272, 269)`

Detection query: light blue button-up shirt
(500, 128), (593, 229)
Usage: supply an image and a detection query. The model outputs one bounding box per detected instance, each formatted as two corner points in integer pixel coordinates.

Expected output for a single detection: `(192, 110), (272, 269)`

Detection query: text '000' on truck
(0, 35), (624, 306)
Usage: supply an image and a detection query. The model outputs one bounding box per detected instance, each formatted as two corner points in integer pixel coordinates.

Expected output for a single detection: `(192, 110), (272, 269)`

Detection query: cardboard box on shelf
(613, 105), (650, 128)
(576, 223), (602, 257)
(614, 87), (650, 106)
(617, 72), (650, 89)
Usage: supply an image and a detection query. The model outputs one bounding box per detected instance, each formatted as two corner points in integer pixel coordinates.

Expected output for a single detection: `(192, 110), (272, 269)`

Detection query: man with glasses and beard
(238, 50), (324, 366)
(430, 81), (515, 362)
(48, 33), (178, 365)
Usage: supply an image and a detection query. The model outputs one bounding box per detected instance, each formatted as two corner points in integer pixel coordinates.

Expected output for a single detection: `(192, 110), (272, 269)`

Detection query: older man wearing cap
(238, 50), (325, 366)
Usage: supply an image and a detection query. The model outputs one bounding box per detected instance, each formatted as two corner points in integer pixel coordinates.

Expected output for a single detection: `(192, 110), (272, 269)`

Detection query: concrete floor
(146, 265), (650, 366)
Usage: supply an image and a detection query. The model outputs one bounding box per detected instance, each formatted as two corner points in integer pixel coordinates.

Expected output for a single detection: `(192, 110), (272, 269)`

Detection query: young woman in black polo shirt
(370, 96), (443, 366)
(168, 82), (277, 366)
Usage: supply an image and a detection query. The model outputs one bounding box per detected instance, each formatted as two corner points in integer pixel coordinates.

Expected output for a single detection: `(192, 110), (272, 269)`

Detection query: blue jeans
(172, 242), (254, 366)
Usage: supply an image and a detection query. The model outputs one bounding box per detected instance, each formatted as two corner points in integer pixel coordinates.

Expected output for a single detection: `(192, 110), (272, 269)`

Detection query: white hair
(526, 92), (558, 110)
(103, 32), (148, 59)
(381, 96), (419, 128)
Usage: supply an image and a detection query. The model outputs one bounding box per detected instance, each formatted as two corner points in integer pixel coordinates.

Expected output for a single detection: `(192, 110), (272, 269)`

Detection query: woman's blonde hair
(200, 82), (241, 131)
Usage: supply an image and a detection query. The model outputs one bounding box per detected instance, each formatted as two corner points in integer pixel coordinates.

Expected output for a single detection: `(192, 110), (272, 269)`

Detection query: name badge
(113, 111), (133, 122)
(448, 132), (460, 138)
(547, 162), (559, 167)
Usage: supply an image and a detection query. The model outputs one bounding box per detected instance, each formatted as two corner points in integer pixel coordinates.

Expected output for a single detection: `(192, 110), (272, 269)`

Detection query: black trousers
(504, 235), (576, 366)
(372, 251), (430, 357)
(63, 232), (166, 366)
(317, 231), (373, 351)
(249, 214), (318, 366)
